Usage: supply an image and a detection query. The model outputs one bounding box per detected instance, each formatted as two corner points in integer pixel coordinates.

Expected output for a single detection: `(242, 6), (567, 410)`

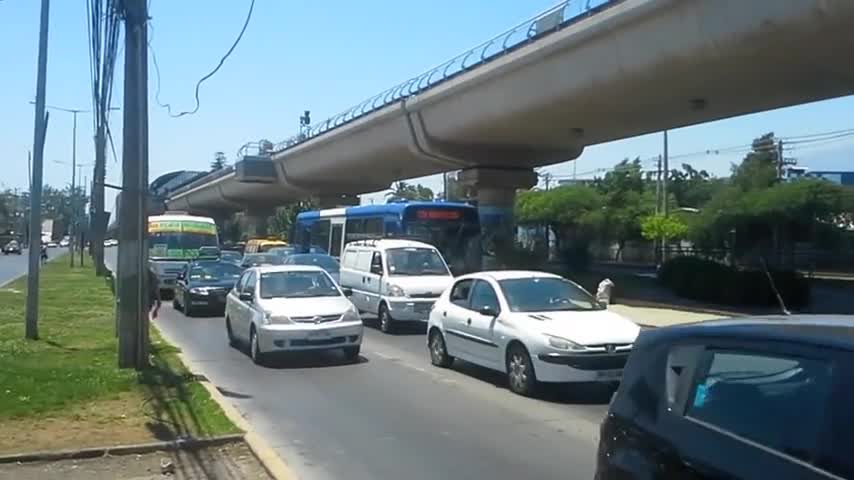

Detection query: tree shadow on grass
(137, 345), (243, 479)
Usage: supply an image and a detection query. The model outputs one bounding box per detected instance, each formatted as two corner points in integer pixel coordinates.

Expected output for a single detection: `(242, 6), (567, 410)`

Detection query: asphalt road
(106, 250), (610, 480)
(0, 247), (63, 287)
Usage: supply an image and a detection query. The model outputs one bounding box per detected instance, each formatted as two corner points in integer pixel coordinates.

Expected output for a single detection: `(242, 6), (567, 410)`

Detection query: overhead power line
(149, 0), (256, 118)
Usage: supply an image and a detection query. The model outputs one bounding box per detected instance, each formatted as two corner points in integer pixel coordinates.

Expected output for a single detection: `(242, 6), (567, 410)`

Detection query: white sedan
(225, 265), (363, 365)
(426, 270), (640, 396)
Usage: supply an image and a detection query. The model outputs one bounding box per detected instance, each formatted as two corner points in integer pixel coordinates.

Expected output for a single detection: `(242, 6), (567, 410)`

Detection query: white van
(340, 239), (454, 333)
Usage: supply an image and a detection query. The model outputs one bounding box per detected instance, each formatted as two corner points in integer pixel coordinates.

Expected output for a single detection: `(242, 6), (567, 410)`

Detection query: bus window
(345, 218), (364, 244)
(330, 224), (343, 257)
(310, 220), (330, 252)
(365, 217), (383, 236)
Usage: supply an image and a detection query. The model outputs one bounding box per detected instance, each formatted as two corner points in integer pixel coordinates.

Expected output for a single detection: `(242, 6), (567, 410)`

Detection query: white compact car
(225, 265), (363, 365)
(426, 270), (640, 396)
(339, 239), (454, 333)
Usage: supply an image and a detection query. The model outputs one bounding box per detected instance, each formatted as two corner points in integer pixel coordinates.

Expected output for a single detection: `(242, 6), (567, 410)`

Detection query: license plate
(307, 330), (331, 338)
(597, 370), (622, 380)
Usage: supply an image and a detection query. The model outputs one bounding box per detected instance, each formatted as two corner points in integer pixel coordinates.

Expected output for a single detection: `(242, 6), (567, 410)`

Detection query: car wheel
(249, 327), (267, 366)
(429, 330), (454, 368)
(226, 317), (237, 348)
(172, 298), (181, 311)
(183, 301), (194, 317)
(343, 346), (360, 362)
(506, 344), (538, 397)
(378, 303), (395, 334)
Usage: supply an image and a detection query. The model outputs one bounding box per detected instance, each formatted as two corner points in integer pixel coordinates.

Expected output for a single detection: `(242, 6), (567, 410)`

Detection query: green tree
(386, 181), (434, 201)
(595, 158), (656, 260)
(211, 151), (227, 171)
(641, 214), (689, 243)
(516, 185), (603, 253)
(269, 200), (315, 240)
(668, 164), (726, 208)
(731, 132), (779, 191)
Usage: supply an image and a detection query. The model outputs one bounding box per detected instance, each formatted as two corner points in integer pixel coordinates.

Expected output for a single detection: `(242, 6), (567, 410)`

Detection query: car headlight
(545, 335), (585, 352)
(387, 284), (406, 297)
(189, 287), (212, 296)
(264, 312), (292, 325)
(341, 305), (361, 323)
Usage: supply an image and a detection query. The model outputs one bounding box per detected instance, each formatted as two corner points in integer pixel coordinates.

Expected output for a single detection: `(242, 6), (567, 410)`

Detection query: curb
(105, 262), (297, 480)
(152, 323), (298, 480)
(0, 434), (244, 465)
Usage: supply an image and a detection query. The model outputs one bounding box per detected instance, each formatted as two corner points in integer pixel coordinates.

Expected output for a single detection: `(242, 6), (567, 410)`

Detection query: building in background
(785, 167), (854, 186)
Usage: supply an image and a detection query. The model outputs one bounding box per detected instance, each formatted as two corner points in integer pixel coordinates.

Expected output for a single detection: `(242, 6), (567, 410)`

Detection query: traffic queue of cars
(166, 238), (854, 479)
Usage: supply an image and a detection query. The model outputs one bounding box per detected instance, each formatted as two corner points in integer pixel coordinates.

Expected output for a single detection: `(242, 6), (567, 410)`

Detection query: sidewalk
(609, 304), (723, 328)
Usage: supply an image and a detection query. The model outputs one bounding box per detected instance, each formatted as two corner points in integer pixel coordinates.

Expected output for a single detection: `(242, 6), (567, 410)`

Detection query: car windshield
(243, 254), (283, 266)
(188, 262), (242, 281)
(286, 254), (339, 272)
(259, 270), (340, 299)
(386, 248), (449, 276)
(499, 277), (603, 312)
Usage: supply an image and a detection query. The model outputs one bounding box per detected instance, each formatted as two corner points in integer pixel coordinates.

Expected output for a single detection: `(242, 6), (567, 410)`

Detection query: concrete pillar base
(458, 167), (537, 268)
(241, 209), (274, 239)
(312, 194), (360, 209)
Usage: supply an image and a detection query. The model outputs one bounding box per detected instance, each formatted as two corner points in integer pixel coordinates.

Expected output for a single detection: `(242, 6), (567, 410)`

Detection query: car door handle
(442, 311), (447, 317)
(466, 318), (471, 325)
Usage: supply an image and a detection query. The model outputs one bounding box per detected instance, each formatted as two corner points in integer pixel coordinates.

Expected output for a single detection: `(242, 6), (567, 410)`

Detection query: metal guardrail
(271, 0), (621, 153)
(169, 0), (621, 200)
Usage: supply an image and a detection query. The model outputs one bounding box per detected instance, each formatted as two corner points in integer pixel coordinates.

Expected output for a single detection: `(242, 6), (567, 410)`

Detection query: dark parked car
(283, 253), (340, 284)
(240, 253), (284, 269)
(596, 315), (854, 480)
(3, 240), (22, 255)
(173, 260), (242, 316)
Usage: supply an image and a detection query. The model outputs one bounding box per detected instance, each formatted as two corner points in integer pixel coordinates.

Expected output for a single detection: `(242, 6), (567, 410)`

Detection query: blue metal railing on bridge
(272, 0), (621, 152)
(169, 0), (621, 201)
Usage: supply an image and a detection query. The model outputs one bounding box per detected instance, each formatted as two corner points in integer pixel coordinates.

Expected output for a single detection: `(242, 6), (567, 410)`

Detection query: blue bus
(292, 201), (482, 274)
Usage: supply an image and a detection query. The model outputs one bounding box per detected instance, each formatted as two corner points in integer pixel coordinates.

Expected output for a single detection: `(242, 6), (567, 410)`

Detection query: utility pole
(776, 139), (785, 180)
(117, 0), (149, 370)
(26, 0), (51, 340)
(661, 130), (669, 263)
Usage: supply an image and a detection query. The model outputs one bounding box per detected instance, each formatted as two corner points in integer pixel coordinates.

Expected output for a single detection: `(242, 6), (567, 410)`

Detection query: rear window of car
(686, 350), (833, 466)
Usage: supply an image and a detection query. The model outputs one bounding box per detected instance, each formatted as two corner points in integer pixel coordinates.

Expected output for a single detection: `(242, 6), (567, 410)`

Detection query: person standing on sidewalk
(148, 266), (161, 319)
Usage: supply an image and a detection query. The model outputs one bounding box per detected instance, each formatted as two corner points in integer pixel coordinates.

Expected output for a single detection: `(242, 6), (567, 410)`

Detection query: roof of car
(249, 265), (326, 273)
(460, 270), (564, 281)
(344, 239), (436, 250)
(644, 315), (854, 351)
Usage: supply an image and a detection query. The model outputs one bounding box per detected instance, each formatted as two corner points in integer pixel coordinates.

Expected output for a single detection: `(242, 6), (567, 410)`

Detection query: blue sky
(2, 0), (852, 209)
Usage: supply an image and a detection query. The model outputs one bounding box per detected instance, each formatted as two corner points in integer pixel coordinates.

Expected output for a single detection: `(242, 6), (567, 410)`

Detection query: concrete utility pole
(117, 0), (149, 370)
(25, 0), (51, 341)
(661, 130), (669, 263)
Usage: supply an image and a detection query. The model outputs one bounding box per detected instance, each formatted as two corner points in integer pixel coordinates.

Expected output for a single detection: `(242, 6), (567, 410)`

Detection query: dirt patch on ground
(0, 391), (205, 455)
(0, 441), (271, 480)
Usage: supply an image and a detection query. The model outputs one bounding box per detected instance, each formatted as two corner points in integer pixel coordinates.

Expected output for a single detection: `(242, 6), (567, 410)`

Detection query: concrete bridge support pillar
(312, 194), (360, 209)
(458, 167), (537, 268)
(242, 208), (274, 239)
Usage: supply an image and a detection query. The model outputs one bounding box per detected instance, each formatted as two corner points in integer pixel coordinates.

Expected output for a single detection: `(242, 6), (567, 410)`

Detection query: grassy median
(0, 256), (239, 454)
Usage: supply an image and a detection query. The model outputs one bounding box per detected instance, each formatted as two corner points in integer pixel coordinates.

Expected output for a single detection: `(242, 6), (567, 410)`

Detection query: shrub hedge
(658, 256), (810, 308)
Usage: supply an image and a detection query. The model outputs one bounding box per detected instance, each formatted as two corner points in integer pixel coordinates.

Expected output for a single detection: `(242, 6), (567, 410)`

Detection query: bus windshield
(149, 232), (218, 259)
(404, 221), (480, 275)
(148, 217), (219, 260)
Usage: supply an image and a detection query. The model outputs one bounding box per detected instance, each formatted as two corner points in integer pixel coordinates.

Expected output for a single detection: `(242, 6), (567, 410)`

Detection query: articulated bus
(148, 213), (219, 295)
(292, 201), (482, 274)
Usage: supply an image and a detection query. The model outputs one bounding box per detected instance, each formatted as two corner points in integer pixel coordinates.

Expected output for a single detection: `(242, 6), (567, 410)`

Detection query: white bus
(148, 213), (219, 295)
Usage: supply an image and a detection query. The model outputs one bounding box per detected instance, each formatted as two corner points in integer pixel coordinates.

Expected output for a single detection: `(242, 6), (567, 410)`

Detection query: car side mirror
(479, 305), (498, 317)
(239, 292), (253, 302)
(176, 273), (184, 280)
(341, 287), (353, 297)
(370, 264), (383, 276)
